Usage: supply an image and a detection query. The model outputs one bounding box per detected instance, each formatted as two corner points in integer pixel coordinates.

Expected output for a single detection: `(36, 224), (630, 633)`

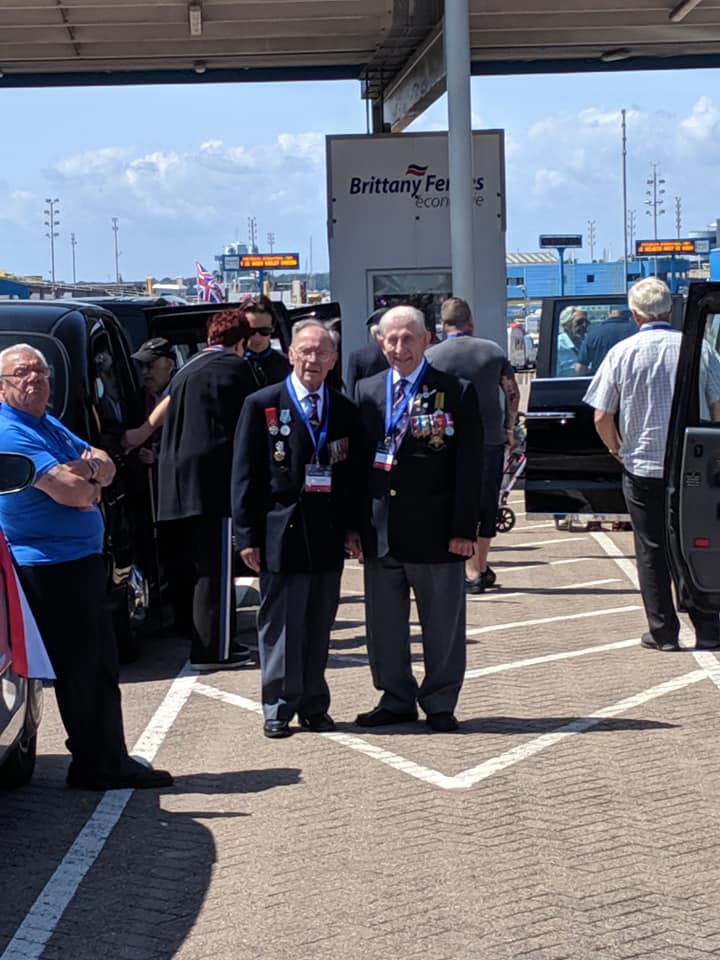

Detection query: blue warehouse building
(506, 255), (692, 301)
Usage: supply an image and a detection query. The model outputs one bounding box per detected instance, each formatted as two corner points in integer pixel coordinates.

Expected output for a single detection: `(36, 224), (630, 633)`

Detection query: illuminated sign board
(539, 234), (582, 249)
(635, 238), (708, 255)
(238, 253), (300, 270)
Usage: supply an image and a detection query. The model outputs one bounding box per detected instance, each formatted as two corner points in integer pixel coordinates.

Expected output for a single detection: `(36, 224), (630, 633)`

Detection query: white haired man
(584, 277), (720, 652)
(354, 306), (481, 732)
(0, 343), (173, 789)
(232, 320), (361, 738)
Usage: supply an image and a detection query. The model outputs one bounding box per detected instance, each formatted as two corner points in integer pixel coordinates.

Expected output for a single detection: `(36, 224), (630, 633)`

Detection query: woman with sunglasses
(242, 295), (291, 388)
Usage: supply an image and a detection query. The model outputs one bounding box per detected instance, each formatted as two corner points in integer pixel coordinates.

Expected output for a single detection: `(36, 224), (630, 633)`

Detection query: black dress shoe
(640, 632), (680, 652)
(66, 758), (174, 791)
(263, 719), (292, 739)
(426, 712), (459, 732)
(299, 712), (336, 732)
(355, 706), (418, 727)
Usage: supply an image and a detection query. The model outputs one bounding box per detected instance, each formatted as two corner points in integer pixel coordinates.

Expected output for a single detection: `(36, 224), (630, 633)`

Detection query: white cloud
(680, 95), (720, 141)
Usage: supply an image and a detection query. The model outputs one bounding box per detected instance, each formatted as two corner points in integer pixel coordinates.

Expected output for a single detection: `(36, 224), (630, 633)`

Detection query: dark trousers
(364, 556), (466, 715)
(158, 519), (195, 632)
(622, 471), (719, 645)
(17, 555), (129, 775)
(173, 516), (237, 663)
(257, 570), (341, 720)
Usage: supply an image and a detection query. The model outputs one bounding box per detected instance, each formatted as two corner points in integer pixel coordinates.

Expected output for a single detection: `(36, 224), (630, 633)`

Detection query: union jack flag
(195, 260), (224, 303)
(0, 529), (54, 680)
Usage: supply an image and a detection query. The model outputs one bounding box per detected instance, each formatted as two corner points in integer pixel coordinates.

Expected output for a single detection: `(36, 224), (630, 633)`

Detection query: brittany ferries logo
(349, 163), (484, 207)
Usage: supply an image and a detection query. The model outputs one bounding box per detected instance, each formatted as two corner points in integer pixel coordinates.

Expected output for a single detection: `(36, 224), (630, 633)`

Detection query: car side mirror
(0, 453), (36, 494)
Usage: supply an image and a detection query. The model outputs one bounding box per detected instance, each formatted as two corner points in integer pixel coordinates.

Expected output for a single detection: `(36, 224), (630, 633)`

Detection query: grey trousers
(364, 555), (466, 715)
(257, 570), (341, 720)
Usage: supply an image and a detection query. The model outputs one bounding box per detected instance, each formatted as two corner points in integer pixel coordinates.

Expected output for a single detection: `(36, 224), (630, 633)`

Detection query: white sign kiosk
(326, 131), (507, 369)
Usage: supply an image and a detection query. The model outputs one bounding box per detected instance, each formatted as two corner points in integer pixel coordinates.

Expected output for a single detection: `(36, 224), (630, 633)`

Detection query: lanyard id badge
(373, 441), (395, 471)
(305, 463), (332, 492)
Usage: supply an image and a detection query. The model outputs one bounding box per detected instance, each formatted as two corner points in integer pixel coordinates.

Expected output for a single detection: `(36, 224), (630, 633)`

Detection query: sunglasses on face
(250, 326), (273, 337)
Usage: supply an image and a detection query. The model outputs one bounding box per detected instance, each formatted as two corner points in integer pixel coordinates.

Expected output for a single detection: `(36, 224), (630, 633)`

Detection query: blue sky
(1, 68), (718, 282)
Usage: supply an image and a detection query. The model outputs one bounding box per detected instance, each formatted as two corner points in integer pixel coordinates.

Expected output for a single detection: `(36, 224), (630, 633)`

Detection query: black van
(0, 300), (153, 660)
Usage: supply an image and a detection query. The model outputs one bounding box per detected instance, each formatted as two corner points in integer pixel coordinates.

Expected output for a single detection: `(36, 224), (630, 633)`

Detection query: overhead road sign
(239, 253), (300, 270)
(222, 253), (300, 272)
(539, 235), (583, 249)
(636, 239), (710, 256)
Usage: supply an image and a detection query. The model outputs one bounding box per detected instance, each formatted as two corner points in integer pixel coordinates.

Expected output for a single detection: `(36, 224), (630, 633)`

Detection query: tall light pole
(44, 198), (60, 296)
(248, 217), (257, 251)
(621, 108), (629, 289)
(70, 232), (77, 284)
(267, 231), (275, 253)
(674, 196), (682, 239)
(586, 219), (597, 261)
(627, 209), (637, 254)
(111, 217), (120, 283)
(644, 163), (666, 240)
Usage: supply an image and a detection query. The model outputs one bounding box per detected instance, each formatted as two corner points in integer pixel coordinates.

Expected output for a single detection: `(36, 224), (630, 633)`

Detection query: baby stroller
(496, 419), (527, 534)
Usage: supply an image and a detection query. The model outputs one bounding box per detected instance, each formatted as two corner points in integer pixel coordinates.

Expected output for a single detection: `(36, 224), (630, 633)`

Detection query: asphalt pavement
(3, 496), (720, 960)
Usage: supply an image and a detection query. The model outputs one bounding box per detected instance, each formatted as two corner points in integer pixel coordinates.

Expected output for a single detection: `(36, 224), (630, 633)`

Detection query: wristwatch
(86, 457), (102, 480)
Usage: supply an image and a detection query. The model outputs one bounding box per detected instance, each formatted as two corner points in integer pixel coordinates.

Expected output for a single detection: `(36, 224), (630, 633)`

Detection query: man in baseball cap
(131, 338), (176, 407)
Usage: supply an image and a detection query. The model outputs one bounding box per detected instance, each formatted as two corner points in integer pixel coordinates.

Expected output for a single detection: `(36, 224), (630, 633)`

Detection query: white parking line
(497, 537), (586, 548)
(498, 557), (595, 575)
(469, 578), (621, 601)
(466, 604), (641, 636)
(512, 522), (554, 530)
(464, 637), (639, 678)
(590, 531), (640, 588)
(451, 669), (707, 789)
(193, 670), (707, 791)
(0, 671), (197, 960)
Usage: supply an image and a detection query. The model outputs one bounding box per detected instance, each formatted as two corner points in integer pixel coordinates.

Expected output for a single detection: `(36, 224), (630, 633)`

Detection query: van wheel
(0, 729), (37, 789)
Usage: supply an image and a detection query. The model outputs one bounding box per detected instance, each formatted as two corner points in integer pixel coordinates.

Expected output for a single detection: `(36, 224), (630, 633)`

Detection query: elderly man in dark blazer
(232, 319), (360, 739)
(354, 305), (481, 733)
(345, 307), (390, 398)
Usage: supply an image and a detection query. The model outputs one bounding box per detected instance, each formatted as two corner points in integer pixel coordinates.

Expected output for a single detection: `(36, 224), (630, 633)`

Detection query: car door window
(699, 314), (720, 422)
(552, 302), (635, 378)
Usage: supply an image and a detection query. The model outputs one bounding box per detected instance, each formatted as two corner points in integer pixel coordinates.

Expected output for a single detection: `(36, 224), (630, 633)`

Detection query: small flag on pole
(195, 261), (224, 303)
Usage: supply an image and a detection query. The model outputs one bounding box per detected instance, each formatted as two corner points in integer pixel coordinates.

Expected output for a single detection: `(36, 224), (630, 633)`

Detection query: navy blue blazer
(346, 340), (389, 400)
(356, 364), (481, 563)
(232, 380), (360, 573)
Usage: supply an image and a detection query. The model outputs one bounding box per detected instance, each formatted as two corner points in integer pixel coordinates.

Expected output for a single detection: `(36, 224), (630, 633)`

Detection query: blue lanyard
(640, 322), (672, 331)
(284, 376), (329, 462)
(384, 361), (427, 438)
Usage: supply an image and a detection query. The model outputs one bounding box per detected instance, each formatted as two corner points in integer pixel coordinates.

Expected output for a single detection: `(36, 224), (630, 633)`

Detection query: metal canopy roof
(1, 1), (720, 107)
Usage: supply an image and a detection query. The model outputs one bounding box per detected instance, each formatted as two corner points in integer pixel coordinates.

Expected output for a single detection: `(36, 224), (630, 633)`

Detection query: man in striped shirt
(584, 276), (720, 652)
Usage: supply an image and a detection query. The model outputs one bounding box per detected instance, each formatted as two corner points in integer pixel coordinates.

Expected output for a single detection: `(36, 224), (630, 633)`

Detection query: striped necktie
(393, 378), (410, 445)
(305, 392), (320, 431)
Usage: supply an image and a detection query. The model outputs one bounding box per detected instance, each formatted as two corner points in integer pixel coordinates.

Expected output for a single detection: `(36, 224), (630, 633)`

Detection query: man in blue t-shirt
(0, 343), (173, 791)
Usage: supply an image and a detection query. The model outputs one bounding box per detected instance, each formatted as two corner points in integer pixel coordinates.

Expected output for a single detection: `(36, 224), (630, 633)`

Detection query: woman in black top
(158, 308), (257, 670)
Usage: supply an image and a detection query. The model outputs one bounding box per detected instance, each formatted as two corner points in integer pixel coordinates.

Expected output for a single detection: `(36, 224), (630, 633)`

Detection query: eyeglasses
(293, 347), (335, 360)
(1, 365), (50, 381)
(250, 326), (273, 337)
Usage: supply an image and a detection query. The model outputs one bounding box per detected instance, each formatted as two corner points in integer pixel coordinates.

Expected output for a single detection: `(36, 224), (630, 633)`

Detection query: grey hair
(0, 343), (49, 374)
(378, 305), (426, 337)
(560, 306), (587, 331)
(291, 319), (338, 349)
(628, 277), (672, 321)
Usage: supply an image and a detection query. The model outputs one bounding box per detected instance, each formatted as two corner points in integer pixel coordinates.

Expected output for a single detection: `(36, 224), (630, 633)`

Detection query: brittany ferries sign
(349, 164), (486, 207)
(327, 130), (507, 359)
